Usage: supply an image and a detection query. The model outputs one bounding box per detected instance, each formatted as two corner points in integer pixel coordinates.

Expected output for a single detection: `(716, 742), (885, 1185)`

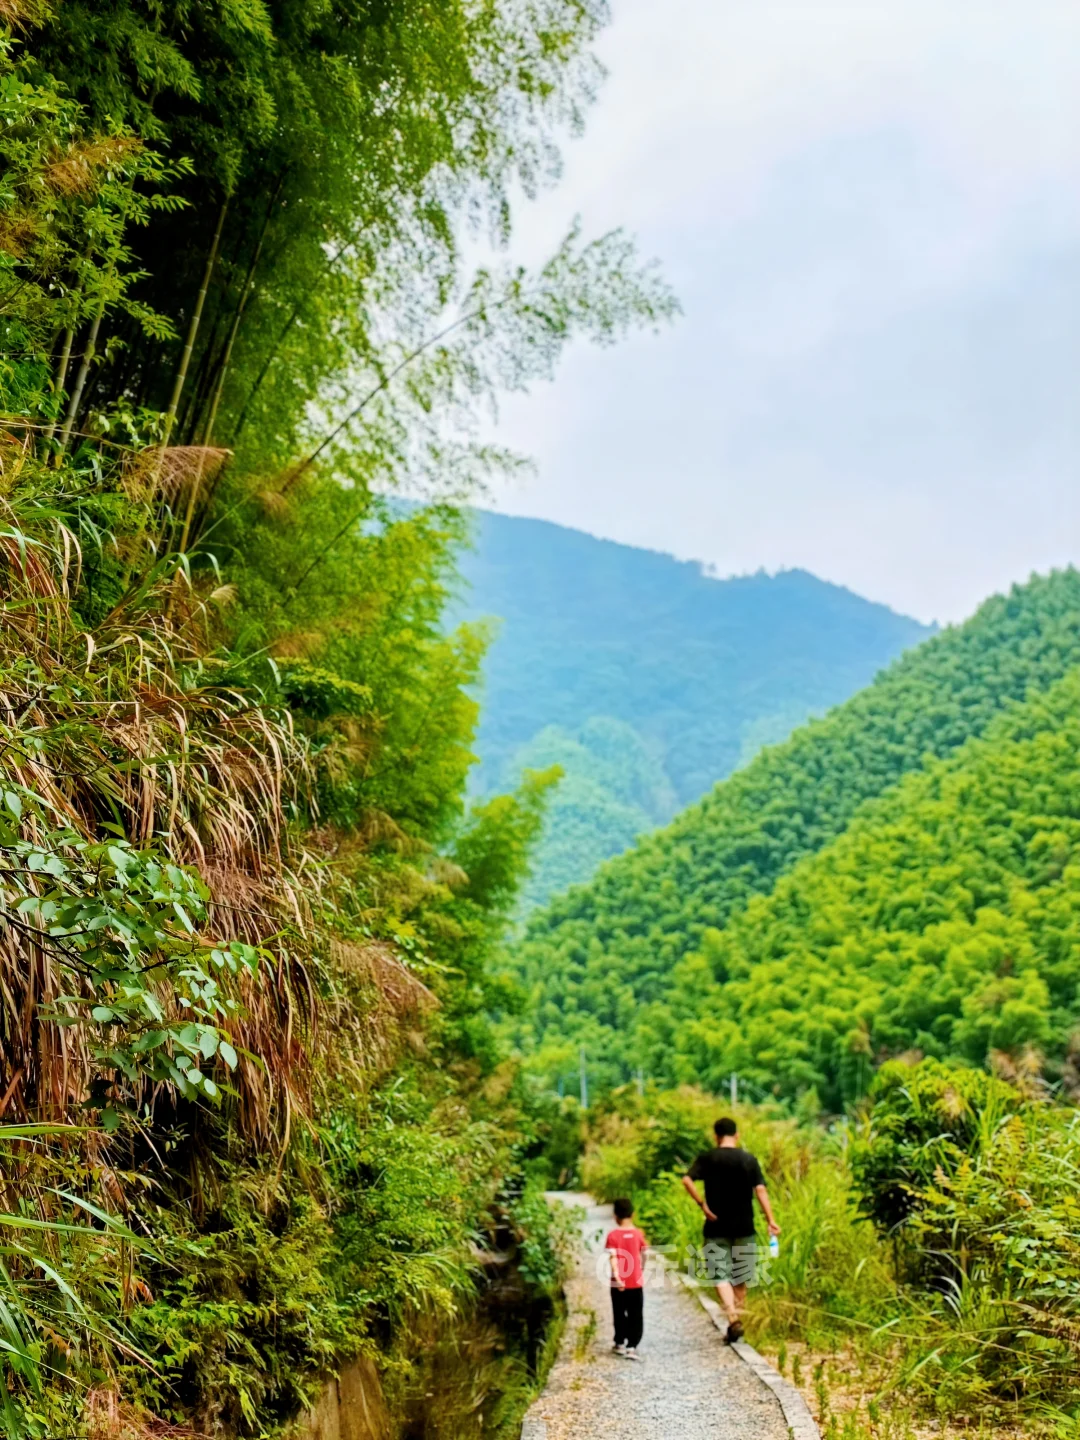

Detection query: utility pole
(730, 1072), (738, 1108)
(579, 1045), (589, 1111)
(635, 1067), (645, 1098)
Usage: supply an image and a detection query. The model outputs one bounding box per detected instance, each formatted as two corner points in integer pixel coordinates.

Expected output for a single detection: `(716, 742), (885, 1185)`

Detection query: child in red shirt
(605, 1197), (647, 1358)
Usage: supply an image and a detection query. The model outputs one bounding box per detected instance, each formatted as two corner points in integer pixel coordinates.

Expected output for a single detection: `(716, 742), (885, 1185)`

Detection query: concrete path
(522, 1197), (792, 1440)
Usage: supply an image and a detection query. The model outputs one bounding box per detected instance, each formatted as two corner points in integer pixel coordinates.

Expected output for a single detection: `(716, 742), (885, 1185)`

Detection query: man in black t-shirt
(682, 1116), (780, 1343)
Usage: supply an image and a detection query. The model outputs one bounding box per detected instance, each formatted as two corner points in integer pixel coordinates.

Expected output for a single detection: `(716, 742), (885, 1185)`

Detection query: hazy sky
(484, 0), (1080, 624)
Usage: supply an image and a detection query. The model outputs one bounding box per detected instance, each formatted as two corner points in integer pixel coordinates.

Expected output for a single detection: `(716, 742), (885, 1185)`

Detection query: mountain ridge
(450, 508), (933, 906)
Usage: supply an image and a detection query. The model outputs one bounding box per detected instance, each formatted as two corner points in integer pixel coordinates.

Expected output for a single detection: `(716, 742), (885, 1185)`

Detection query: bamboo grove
(510, 569), (1080, 1099)
(0, 0), (673, 1433)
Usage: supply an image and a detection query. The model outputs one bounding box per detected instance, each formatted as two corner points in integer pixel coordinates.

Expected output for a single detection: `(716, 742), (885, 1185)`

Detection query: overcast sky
(484, 0), (1080, 624)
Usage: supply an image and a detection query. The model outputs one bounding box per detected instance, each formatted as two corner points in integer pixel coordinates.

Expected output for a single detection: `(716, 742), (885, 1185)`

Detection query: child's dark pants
(611, 1286), (644, 1347)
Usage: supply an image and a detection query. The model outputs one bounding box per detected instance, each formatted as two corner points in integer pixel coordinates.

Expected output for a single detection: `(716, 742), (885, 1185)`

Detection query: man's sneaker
(624, 1347), (640, 1361)
(725, 1321), (744, 1344)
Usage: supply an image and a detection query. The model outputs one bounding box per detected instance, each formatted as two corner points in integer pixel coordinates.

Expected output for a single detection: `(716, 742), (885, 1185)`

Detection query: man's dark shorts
(700, 1233), (757, 1285)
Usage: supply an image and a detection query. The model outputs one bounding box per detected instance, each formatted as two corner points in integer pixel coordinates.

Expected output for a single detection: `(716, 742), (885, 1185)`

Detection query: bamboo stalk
(55, 308), (103, 459)
(228, 190), (370, 445)
(177, 302), (228, 444)
(279, 294), (521, 495)
(176, 181), (282, 558)
(44, 239), (95, 448)
(201, 173), (284, 450)
(228, 307), (299, 444)
(163, 198), (229, 446)
(42, 325), (76, 446)
(124, 201), (227, 597)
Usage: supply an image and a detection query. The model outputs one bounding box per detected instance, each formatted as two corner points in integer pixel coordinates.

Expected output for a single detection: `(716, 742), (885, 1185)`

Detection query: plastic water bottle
(768, 1235), (780, 1260)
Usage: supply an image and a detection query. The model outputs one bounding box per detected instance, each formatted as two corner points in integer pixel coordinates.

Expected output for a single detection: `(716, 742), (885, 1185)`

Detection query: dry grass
(316, 939), (439, 1084)
(121, 446), (229, 507)
(0, 446), (443, 1151)
(0, 455), (309, 1137)
(0, 0), (50, 32)
(44, 138), (143, 196)
(332, 939), (437, 1018)
(85, 1389), (205, 1440)
(0, 212), (41, 258)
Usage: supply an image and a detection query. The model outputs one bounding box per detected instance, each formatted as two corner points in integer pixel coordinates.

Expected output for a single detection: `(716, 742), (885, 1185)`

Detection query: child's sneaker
(613, 1342), (627, 1356)
(624, 1347), (640, 1361)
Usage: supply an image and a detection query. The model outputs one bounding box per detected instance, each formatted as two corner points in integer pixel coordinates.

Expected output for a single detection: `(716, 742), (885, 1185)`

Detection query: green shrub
(507, 1185), (580, 1296)
(126, 1180), (347, 1432)
(850, 1058), (1024, 1237)
(852, 1060), (1080, 1421)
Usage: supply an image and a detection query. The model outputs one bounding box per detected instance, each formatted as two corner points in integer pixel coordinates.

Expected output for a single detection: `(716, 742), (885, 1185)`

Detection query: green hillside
(646, 669), (1080, 1109)
(509, 568), (1080, 1086)
(509, 718), (678, 910)
(452, 510), (931, 905)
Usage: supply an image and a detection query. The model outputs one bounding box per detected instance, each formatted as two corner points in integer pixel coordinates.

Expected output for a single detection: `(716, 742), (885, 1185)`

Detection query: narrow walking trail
(523, 1197), (791, 1440)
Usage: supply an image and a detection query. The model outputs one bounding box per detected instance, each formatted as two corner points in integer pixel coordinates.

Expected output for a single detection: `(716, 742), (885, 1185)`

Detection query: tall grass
(0, 1124), (148, 1435)
(0, 441), (320, 1144)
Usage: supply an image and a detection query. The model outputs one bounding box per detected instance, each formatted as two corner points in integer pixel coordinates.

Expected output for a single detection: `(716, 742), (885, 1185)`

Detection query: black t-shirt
(687, 1146), (765, 1240)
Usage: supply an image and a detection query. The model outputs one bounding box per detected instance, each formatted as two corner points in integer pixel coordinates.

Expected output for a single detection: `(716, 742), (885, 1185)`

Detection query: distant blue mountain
(449, 510), (933, 907)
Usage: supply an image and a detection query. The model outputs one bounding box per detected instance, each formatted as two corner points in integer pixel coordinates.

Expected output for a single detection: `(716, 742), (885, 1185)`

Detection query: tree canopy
(655, 670), (1080, 1109)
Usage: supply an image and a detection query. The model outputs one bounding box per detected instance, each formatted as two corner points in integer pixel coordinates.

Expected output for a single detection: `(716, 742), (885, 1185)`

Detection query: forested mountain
(452, 509), (931, 905)
(509, 568), (1080, 1087)
(504, 717), (679, 909)
(643, 669), (1080, 1109)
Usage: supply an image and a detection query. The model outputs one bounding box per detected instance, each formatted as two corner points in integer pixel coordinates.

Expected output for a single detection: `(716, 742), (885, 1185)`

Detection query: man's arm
(754, 1183), (780, 1235)
(681, 1174), (717, 1222)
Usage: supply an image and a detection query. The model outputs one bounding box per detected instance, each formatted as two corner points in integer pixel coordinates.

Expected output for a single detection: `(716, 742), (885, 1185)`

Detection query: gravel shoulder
(523, 1196), (791, 1440)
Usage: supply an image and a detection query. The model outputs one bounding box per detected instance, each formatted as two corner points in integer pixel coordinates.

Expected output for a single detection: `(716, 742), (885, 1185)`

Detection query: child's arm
(607, 1240), (625, 1289)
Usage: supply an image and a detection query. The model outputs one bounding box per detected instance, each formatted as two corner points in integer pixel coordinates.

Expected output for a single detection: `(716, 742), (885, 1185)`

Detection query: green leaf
(134, 1029), (167, 1052)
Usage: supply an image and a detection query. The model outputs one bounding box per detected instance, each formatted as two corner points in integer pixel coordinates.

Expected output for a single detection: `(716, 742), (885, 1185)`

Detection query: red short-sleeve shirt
(605, 1225), (646, 1289)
